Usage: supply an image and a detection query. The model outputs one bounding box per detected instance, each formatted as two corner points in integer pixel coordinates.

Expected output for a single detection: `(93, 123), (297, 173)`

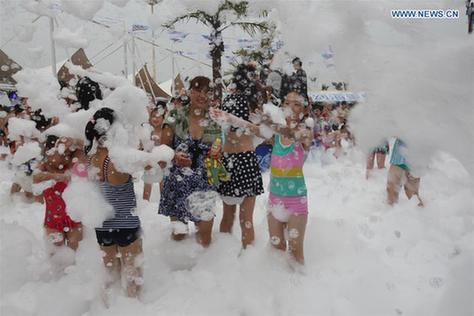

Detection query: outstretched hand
(209, 108), (252, 129)
(174, 151), (192, 168)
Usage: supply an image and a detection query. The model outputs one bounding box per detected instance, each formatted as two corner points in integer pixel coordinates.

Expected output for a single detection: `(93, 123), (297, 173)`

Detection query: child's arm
(210, 107), (313, 149)
(33, 166), (70, 184)
(209, 107), (273, 139)
(295, 128), (313, 151)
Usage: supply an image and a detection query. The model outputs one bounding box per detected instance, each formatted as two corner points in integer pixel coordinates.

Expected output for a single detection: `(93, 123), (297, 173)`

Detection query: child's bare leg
(10, 183), (21, 195)
(35, 193), (44, 204)
(387, 165), (403, 205)
(267, 212), (286, 251)
(195, 219), (214, 248)
(24, 191), (34, 201)
(404, 173), (423, 207)
(287, 214), (308, 265)
(239, 196), (256, 248)
(366, 152), (375, 179)
(170, 217), (187, 241)
(119, 238), (143, 298)
(376, 153), (386, 169)
(45, 227), (66, 252)
(100, 245), (121, 286)
(220, 203), (236, 233)
(143, 183), (152, 201)
(66, 224), (83, 251)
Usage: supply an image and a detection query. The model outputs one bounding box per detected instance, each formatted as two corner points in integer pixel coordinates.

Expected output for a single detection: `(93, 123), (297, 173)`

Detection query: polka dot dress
(219, 93), (264, 197)
(218, 151), (264, 198)
(221, 93), (249, 132)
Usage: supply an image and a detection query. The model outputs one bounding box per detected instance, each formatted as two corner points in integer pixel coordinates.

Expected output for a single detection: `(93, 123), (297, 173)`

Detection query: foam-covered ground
(1, 148), (472, 316)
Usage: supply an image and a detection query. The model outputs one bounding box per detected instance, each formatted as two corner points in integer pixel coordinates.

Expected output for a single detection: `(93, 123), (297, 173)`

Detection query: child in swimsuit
(33, 135), (85, 252)
(265, 91), (312, 265)
(210, 91), (312, 264)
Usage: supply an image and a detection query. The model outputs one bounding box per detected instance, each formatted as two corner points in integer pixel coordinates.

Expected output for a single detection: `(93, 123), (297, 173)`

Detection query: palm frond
(163, 11), (214, 28)
(231, 21), (270, 36)
(216, 0), (249, 19)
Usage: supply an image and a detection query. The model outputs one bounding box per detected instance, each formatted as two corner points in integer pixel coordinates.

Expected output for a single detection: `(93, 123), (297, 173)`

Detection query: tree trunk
(211, 29), (224, 105)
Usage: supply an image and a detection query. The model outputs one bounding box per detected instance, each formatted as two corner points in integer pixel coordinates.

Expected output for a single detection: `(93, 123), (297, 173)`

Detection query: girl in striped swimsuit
(85, 107), (143, 298)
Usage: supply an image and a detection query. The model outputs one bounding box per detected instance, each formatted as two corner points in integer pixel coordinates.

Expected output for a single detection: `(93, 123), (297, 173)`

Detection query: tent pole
(123, 22), (128, 78)
(131, 35), (136, 85)
(151, 3), (157, 81)
(171, 45), (175, 95)
(49, 17), (57, 77)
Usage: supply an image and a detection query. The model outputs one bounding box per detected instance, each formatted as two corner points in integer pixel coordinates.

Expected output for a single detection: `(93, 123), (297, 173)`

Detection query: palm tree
(164, 0), (270, 103)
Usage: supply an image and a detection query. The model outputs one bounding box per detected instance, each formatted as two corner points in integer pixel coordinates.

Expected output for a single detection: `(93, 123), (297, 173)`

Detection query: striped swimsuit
(95, 156), (140, 232)
(268, 134), (308, 215)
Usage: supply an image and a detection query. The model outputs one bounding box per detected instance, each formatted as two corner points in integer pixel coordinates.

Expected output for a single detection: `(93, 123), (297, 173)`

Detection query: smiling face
(149, 108), (165, 128)
(190, 87), (210, 111)
(283, 92), (306, 123)
(45, 147), (70, 170)
(188, 76), (211, 112)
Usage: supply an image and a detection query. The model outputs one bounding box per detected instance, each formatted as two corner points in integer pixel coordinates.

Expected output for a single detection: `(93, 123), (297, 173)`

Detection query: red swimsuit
(43, 181), (81, 232)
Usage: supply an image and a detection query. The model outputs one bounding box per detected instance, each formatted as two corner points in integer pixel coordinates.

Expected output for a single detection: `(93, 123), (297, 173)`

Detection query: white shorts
(221, 196), (245, 206)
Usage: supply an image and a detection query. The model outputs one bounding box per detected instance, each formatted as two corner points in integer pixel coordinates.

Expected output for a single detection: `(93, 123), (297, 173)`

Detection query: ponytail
(84, 107), (115, 154)
(84, 120), (96, 154)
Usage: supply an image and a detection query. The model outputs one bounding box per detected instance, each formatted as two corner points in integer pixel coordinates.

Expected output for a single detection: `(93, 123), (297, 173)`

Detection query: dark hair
(76, 77), (102, 111)
(151, 99), (167, 117)
(292, 57), (302, 66)
(155, 97), (168, 109)
(84, 107), (115, 154)
(31, 109), (52, 131)
(12, 104), (24, 115)
(44, 134), (59, 152)
(232, 63), (257, 93)
(189, 76), (211, 91)
(231, 63), (263, 110)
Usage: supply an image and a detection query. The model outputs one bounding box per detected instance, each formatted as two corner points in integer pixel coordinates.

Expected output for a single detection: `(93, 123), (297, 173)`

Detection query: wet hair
(156, 97), (168, 109)
(12, 104), (24, 115)
(44, 134), (59, 152)
(232, 63), (257, 94)
(231, 63), (263, 110)
(189, 76), (211, 92)
(31, 109), (52, 131)
(151, 98), (167, 117)
(84, 107), (115, 154)
(75, 77), (102, 111)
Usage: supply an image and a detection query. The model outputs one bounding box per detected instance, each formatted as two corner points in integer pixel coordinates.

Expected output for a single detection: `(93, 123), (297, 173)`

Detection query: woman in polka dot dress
(218, 64), (264, 249)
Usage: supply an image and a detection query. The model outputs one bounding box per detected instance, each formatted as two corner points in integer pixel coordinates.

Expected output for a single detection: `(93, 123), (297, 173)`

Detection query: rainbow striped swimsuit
(268, 134), (308, 215)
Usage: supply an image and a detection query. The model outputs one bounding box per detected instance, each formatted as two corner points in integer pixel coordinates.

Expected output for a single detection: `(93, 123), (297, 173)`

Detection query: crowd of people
(0, 57), (422, 300)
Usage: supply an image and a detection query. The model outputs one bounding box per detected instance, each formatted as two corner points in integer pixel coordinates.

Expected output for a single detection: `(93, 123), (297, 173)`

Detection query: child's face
(46, 148), (70, 170)
(149, 109), (164, 128)
(283, 92), (306, 122)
